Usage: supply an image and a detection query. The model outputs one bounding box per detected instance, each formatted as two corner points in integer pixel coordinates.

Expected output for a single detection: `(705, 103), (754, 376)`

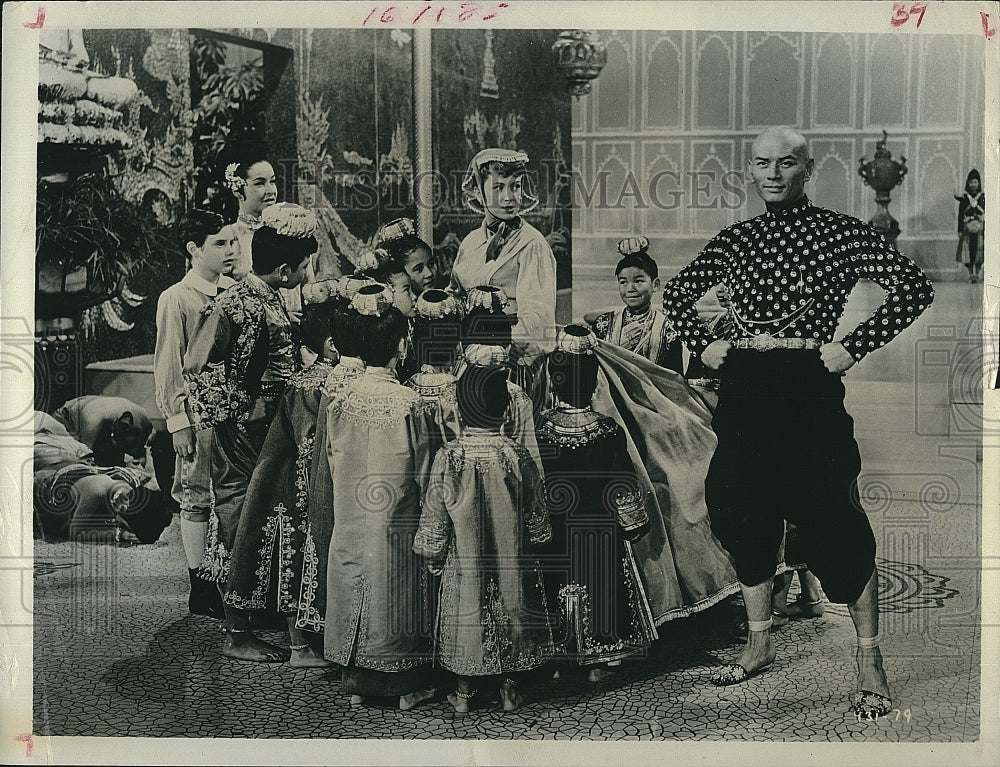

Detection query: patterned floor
(32, 497), (978, 743)
(29, 282), (988, 750)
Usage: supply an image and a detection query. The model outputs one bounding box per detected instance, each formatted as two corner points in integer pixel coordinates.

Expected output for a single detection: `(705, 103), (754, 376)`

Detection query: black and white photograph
(1, 1), (997, 764)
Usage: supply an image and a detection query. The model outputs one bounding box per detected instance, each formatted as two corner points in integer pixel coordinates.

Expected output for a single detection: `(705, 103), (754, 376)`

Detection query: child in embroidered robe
(414, 365), (555, 713)
(323, 284), (436, 710)
(591, 237), (683, 374)
(223, 304), (338, 667)
(536, 325), (657, 681)
(182, 204), (316, 662)
(295, 297), (367, 633)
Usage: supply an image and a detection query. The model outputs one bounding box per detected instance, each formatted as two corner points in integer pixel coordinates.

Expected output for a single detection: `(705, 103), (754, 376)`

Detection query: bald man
(662, 126), (934, 720)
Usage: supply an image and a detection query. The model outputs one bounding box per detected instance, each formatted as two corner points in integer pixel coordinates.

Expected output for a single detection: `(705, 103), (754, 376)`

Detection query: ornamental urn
(551, 30), (608, 98)
(858, 130), (908, 243)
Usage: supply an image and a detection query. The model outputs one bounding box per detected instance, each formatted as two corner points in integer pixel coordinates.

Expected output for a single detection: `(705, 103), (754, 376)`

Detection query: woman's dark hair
(457, 365), (509, 429)
(221, 139), (271, 184)
(178, 209), (226, 251)
(328, 298), (363, 359)
(251, 227), (317, 275)
(547, 348), (599, 408)
(354, 307), (409, 367)
(298, 304), (336, 356)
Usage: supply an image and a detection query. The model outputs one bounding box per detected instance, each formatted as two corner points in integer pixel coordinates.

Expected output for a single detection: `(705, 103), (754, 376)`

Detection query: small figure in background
(955, 169), (985, 283)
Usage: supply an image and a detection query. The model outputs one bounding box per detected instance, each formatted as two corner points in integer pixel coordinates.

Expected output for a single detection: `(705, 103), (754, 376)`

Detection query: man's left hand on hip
(820, 342), (856, 374)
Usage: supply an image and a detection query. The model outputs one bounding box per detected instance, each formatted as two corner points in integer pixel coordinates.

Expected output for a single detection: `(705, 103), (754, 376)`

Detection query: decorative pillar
(412, 29), (434, 244)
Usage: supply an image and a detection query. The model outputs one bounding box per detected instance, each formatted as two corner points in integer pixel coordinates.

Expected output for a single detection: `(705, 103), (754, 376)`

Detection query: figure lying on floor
(33, 409), (171, 544)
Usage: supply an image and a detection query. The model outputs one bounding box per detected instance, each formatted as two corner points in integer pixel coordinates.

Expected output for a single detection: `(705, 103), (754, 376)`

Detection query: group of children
(151, 142), (738, 713)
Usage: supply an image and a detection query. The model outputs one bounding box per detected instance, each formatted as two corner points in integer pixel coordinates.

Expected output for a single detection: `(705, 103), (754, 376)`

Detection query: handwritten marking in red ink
(362, 3), (511, 25)
(890, 3), (927, 28)
(23, 7), (45, 29)
(483, 3), (509, 21)
(982, 12), (997, 40)
(14, 733), (33, 757)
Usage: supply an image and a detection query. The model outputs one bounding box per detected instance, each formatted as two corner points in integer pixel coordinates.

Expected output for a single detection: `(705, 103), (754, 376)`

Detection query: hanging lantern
(551, 30), (607, 98)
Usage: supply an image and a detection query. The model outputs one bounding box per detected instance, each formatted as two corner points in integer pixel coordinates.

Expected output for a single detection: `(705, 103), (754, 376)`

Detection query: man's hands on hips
(820, 342), (855, 373)
(702, 339), (732, 370)
(173, 426), (196, 462)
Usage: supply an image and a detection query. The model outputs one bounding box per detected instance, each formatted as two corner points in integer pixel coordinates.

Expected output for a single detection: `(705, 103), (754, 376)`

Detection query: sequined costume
(663, 196), (934, 602)
(323, 368), (435, 694)
(536, 404), (657, 664)
(223, 359), (334, 614)
(413, 431), (556, 676)
(183, 273), (299, 582)
(591, 307), (682, 374)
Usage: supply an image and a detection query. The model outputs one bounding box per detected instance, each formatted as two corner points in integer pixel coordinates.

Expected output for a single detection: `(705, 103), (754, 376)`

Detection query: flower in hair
(224, 163), (245, 193)
(261, 202), (318, 238)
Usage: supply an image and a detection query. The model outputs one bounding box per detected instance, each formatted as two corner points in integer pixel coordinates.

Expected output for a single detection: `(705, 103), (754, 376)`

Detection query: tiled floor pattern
(32, 282), (986, 742)
(33, 498), (979, 741)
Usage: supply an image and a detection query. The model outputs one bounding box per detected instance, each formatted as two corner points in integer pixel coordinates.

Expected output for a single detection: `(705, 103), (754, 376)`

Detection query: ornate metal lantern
(858, 130), (908, 244)
(551, 30), (607, 98)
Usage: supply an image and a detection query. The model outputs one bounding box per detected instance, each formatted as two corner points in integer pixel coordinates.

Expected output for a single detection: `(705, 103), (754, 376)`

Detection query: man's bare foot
(289, 645), (334, 669)
(500, 679), (523, 712)
(711, 630), (776, 685)
(222, 631), (289, 662)
(399, 687), (435, 711)
(856, 647), (891, 698)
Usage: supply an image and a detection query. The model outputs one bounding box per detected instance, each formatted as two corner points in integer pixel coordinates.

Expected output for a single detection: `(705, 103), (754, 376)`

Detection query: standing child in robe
(414, 365), (555, 713)
(223, 304), (338, 668)
(536, 325), (657, 682)
(295, 296), (367, 634)
(323, 284), (436, 710)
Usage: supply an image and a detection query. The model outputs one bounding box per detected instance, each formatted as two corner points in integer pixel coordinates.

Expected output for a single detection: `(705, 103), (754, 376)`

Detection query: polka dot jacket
(662, 197), (935, 361)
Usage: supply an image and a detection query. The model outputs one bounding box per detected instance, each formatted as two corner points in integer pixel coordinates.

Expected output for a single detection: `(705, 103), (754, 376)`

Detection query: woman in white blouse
(449, 148), (557, 409)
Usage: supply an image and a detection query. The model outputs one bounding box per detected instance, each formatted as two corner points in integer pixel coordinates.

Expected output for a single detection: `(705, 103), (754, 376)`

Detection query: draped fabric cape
(590, 341), (739, 624)
(223, 360), (334, 613)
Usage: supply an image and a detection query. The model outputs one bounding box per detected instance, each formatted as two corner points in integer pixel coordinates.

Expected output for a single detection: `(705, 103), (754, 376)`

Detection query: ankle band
(748, 618), (773, 632)
(857, 633), (881, 649)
